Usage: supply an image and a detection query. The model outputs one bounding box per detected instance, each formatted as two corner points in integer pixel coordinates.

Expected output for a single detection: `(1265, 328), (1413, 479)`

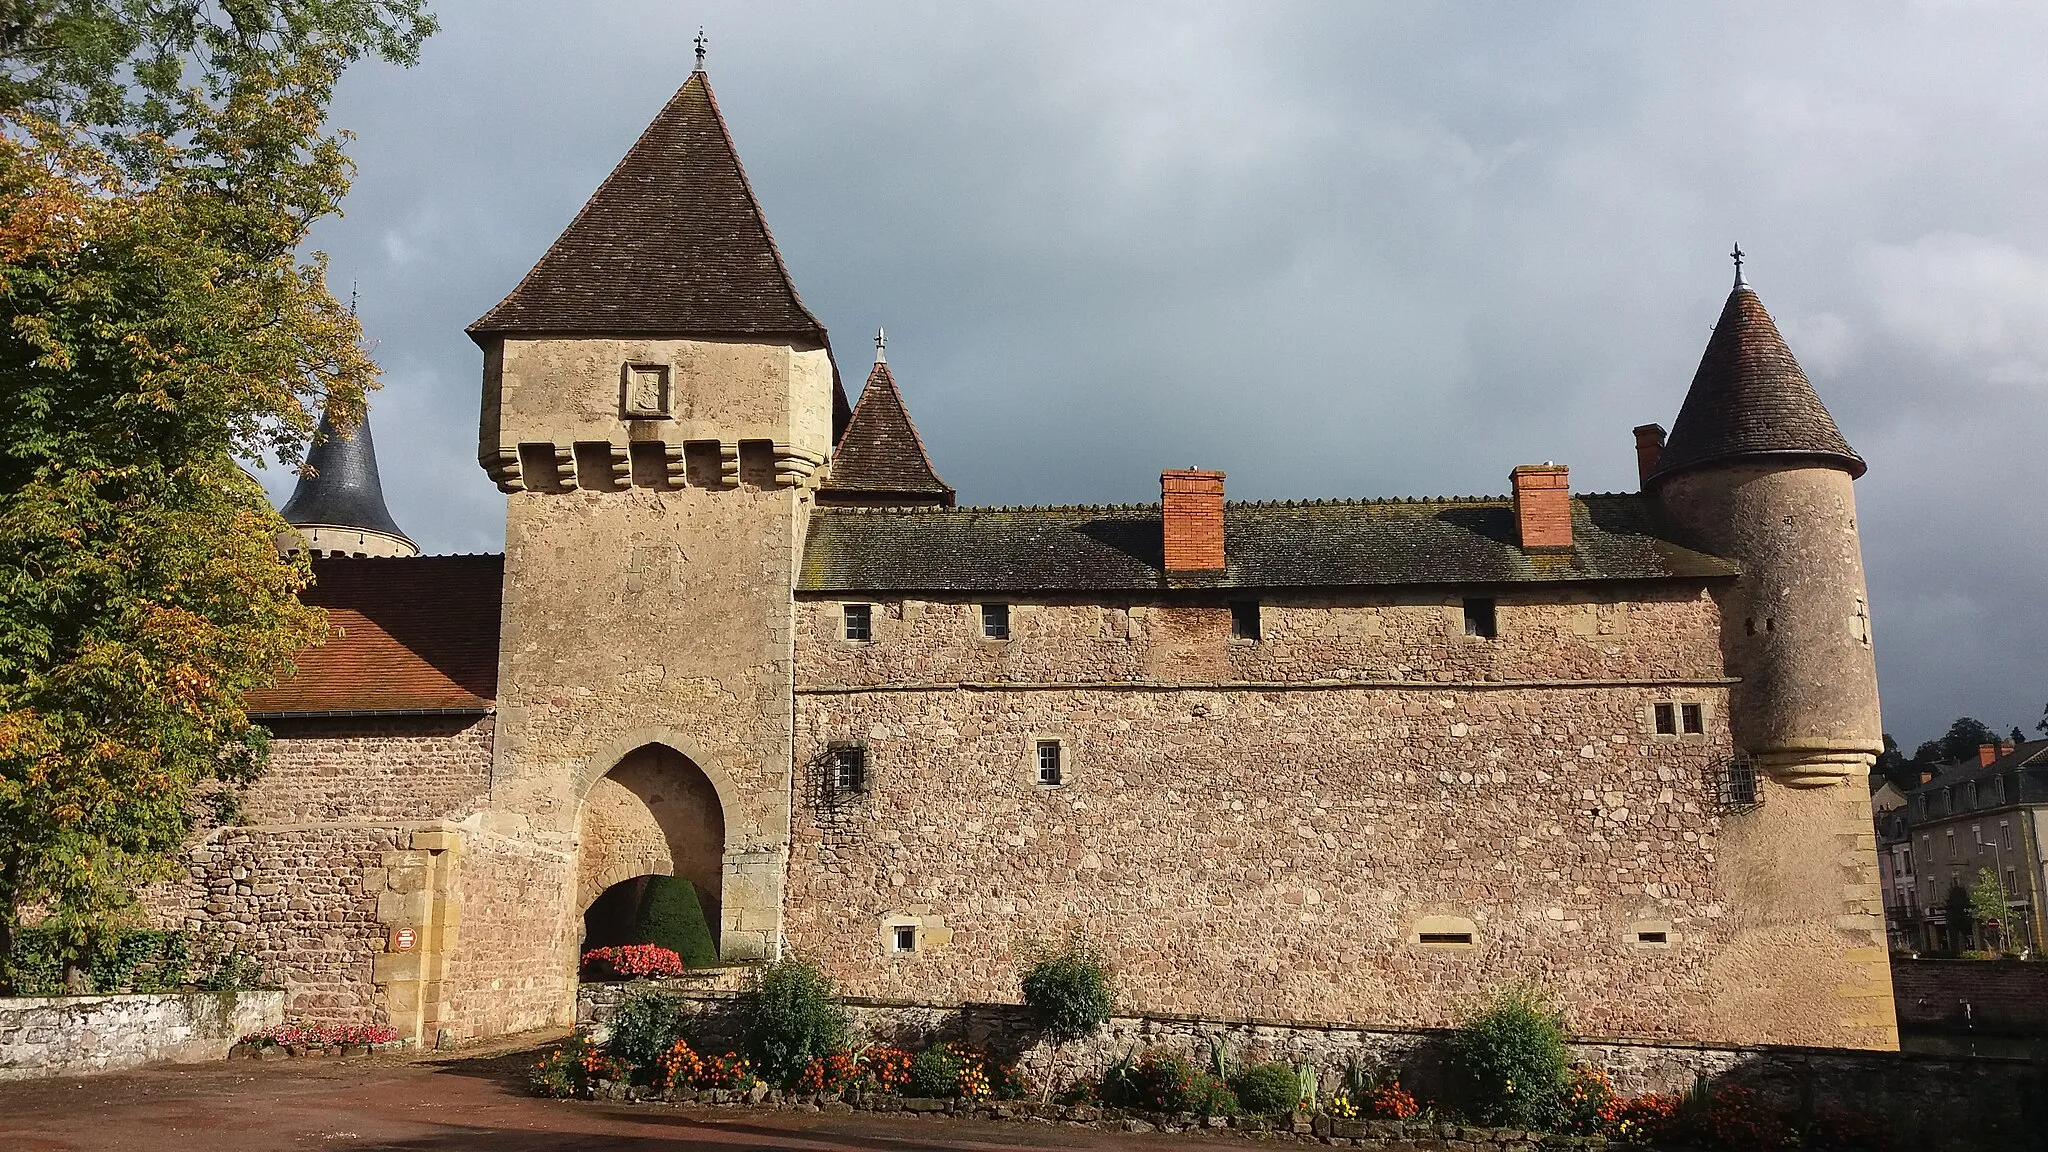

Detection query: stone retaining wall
(1893, 959), (2048, 1034)
(0, 990), (284, 1080)
(577, 985), (2047, 1151)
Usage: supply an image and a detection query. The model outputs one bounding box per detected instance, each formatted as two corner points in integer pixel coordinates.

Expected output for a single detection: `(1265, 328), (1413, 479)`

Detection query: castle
(166, 68), (1898, 1051)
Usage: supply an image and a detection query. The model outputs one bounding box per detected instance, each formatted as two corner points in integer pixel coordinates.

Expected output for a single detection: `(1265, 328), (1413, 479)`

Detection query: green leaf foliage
(632, 876), (717, 968)
(744, 955), (848, 1086)
(605, 990), (691, 1082)
(1232, 1060), (1303, 1116)
(1448, 982), (1573, 1130)
(0, 1), (432, 985)
(1019, 935), (1114, 1044)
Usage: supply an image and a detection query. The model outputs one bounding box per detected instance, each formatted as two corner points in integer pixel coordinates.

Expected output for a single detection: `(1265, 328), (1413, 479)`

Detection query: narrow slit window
(891, 925), (916, 953)
(1462, 598), (1497, 639)
(1654, 703), (1678, 736)
(829, 745), (866, 793)
(981, 602), (1010, 640)
(843, 603), (871, 642)
(1036, 740), (1063, 786)
(1418, 932), (1474, 946)
(1680, 703), (1705, 735)
(1229, 600), (1261, 641)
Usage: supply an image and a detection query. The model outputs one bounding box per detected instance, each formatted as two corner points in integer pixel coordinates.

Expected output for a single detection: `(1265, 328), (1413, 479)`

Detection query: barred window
(829, 745), (866, 792)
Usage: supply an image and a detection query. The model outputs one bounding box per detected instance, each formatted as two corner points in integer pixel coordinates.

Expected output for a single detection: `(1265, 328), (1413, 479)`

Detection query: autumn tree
(0, 0), (433, 987)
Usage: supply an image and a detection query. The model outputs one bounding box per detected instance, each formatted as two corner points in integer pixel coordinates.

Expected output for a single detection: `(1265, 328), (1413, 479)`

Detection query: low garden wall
(1893, 958), (2048, 1034)
(578, 984), (2048, 1151)
(0, 990), (284, 1080)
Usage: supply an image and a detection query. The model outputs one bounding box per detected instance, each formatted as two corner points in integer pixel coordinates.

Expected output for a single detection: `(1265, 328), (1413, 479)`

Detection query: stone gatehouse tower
(159, 66), (1897, 1051)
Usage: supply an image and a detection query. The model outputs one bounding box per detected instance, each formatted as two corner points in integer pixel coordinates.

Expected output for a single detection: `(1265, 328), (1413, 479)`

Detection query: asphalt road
(0, 1038), (1229, 1152)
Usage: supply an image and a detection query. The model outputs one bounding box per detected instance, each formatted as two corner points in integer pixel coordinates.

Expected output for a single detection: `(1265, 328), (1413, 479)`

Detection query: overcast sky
(283, 1), (2047, 750)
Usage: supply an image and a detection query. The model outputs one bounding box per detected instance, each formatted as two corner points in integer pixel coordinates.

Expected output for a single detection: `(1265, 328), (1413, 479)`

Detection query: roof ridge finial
(693, 26), (707, 72)
(348, 280), (358, 317)
(874, 327), (886, 365)
(1731, 242), (1747, 288)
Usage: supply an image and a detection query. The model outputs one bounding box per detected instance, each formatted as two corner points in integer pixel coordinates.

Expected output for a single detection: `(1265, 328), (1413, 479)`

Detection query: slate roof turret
(468, 70), (825, 339)
(279, 403), (412, 546)
(1647, 272), (1864, 483)
(818, 344), (955, 507)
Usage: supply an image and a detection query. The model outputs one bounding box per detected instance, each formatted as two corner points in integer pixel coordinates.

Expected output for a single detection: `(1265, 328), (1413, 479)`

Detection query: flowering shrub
(1559, 1066), (1617, 1134)
(531, 1033), (629, 1098)
(793, 1044), (913, 1094)
(1599, 1092), (1683, 1144)
(1675, 1082), (1793, 1148)
(1058, 1076), (1100, 1105)
(1100, 1048), (1206, 1112)
(1363, 1080), (1421, 1120)
(580, 944), (686, 981)
(654, 1037), (758, 1091)
(242, 1021), (399, 1048)
(906, 1042), (1001, 1099)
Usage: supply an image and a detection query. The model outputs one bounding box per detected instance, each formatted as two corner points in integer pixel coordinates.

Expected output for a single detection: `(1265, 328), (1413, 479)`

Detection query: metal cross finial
(348, 281), (358, 317)
(874, 327), (887, 365)
(694, 27), (707, 70)
(1731, 242), (1747, 287)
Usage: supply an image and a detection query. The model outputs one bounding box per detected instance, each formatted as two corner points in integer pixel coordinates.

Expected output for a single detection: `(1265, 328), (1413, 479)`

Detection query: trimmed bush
(606, 990), (692, 1081)
(1019, 937), (1114, 1044)
(743, 955), (848, 1086)
(1187, 1072), (1240, 1117)
(907, 1043), (970, 1098)
(1448, 982), (1572, 1129)
(633, 876), (718, 968)
(1233, 1060), (1302, 1116)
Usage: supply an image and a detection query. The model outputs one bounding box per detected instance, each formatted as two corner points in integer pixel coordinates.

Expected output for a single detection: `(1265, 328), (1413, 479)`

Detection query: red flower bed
(242, 1022), (400, 1048)
(580, 944), (686, 980)
(656, 1038), (758, 1091)
(795, 1045), (913, 1094)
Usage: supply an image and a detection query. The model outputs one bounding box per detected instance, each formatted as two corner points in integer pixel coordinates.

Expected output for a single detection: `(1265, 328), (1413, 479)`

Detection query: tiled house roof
(798, 493), (1738, 593)
(1648, 280), (1864, 482)
(818, 360), (954, 506)
(246, 556), (502, 716)
(468, 71), (824, 339)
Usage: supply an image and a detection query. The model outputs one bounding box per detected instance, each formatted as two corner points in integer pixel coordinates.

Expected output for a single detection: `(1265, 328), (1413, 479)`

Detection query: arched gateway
(576, 744), (726, 952)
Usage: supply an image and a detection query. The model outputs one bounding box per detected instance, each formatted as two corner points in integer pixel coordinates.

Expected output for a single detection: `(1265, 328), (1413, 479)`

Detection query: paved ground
(0, 1038), (1225, 1152)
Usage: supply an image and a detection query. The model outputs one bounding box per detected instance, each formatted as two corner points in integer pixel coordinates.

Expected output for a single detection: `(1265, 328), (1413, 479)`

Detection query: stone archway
(575, 744), (726, 953)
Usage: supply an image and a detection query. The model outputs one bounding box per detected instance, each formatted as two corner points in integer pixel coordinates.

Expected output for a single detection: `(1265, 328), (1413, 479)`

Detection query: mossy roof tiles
(798, 494), (1738, 593)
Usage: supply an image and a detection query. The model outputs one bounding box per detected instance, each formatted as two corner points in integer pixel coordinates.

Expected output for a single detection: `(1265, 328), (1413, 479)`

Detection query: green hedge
(4, 928), (191, 995)
(633, 876), (718, 968)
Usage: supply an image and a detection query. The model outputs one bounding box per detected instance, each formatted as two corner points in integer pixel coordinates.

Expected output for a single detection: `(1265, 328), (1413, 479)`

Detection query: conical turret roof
(819, 355), (954, 506)
(468, 71), (824, 339)
(280, 404), (412, 543)
(1647, 275), (1864, 483)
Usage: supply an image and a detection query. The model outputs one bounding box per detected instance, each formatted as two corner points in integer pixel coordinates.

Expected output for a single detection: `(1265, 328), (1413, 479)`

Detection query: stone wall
(242, 715), (492, 823)
(579, 986), (2045, 1151)
(0, 991), (283, 1080)
(1894, 959), (2048, 1033)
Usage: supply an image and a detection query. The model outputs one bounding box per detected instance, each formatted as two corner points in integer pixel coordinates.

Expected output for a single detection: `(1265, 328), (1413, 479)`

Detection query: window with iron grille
(828, 744), (866, 793)
(981, 602), (1010, 640)
(1709, 755), (1761, 813)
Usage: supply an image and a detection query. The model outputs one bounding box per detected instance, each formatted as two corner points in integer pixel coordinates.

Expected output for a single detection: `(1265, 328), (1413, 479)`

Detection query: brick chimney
(1978, 743), (1999, 767)
(1632, 424), (1666, 487)
(1510, 464), (1572, 551)
(1161, 469), (1226, 571)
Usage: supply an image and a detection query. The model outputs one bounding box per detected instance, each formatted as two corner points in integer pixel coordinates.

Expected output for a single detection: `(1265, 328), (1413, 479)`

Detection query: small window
(1637, 930), (1669, 945)
(1462, 597), (1497, 639)
(843, 603), (871, 641)
(1654, 703), (1677, 736)
(1418, 932), (1474, 946)
(1680, 703), (1705, 735)
(1229, 600), (1261, 641)
(1946, 830), (1957, 861)
(891, 925), (917, 953)
(829, 745), (866, 792)
(2001, 821), (2013, 851)
(1036, 740), (1063, 786)
(981, 602), (1010, 640)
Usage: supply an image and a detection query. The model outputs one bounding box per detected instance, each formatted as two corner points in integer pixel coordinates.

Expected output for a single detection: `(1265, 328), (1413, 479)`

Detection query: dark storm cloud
(289, 1), (2048, 749)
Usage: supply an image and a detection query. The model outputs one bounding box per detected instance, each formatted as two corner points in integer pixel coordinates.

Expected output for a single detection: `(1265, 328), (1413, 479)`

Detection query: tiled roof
(246, 555), (502, 715)
(278, 403), (410, 542)
(1906, 741), (2048, 817)
(798, 494), (1739, 593)
(1648, 280), (1864, 482)
(819, 360), (954, 505)
(468, 72), (824, 339)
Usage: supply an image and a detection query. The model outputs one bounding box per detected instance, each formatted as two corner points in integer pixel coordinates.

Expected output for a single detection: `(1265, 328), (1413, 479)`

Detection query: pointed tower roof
(279, 403), (413, 546)
(468, 71), (824, 339)
(819, 339), (954, 507)
(1647, 271), (1864, 484)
